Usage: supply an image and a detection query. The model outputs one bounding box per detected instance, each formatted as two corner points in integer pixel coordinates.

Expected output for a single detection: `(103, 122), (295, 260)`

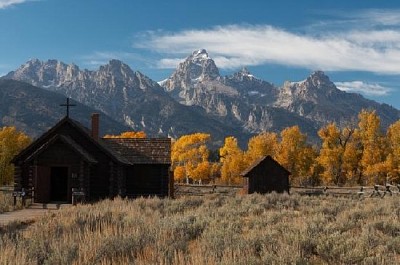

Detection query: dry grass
(1, 193), (399, 264)
(0, 190), (24, 214)
(0, 191), (15, 214)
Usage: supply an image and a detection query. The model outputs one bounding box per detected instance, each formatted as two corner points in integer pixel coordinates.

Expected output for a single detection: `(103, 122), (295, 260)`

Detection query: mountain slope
(160, 50), (400, 137)
(5, 52), (400, 145)
(159, 49), (319, 137)
(4, 59), (245, 144)
(0, 79), (129, 137)
(274, 71), (400, 129)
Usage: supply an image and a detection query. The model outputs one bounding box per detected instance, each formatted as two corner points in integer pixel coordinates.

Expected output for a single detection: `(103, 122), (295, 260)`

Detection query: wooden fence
(0, 186), (34, 207)
(175, 183), (400, 198)
(174, 184), (243, 197)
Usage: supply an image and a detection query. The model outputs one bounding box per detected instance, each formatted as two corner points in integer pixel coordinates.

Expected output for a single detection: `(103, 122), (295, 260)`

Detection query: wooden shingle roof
(24, 134), (98, 163)
(12, 116), (171, 166)
(240, 155), (290, 177)
(103, 138), (171, 164)
(12, 117), (129, 165)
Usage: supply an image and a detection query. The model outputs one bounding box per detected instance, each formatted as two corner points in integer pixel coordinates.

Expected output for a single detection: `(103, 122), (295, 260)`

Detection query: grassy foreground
(0, 191), (16, 214)
(1, 193), (399, 264)
(0, 191), (24, 214)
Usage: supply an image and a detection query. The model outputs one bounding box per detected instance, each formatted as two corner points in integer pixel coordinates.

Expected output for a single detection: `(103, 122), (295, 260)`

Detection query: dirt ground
(0, 204), (69, 226)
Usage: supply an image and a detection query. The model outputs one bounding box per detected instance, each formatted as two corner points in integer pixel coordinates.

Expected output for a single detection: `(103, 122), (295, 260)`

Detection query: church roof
(12, 116), (171, 166)
(103, 138), (171, 164)
(24, 134), (98, 163)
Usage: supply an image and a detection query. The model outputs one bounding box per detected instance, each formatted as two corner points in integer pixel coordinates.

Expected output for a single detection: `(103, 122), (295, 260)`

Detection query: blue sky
(1, 0), (400, 108)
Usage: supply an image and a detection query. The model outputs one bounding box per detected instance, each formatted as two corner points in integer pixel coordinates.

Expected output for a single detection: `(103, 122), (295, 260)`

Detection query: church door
(50, 167), (69, 202)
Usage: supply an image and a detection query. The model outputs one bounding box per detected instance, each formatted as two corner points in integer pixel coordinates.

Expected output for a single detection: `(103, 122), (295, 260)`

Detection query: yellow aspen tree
(0, 127), (31, 185)
(219, 136), (247, 185)
(275, 126), (314, 185)
(104, 131), (147, 138)
(209, 162), (221, 184)
(358, 110), (387, 184)
(297, 145), (319, 185)
(317, 123), (343, 184)
(386, 120), (400, 183)
(246, 132), (278, 165)
(173, 166), (186, 182)
(342, 133), (363, 185)
(171, 133), (211, 183)
(190, 161), (211, 184)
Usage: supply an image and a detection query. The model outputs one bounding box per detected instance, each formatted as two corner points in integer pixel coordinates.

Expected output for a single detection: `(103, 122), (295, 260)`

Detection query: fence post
(21, 188), (26, 207)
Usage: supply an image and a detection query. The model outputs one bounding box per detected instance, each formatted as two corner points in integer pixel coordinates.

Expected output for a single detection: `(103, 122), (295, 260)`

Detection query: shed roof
(240, 155), (290, 177)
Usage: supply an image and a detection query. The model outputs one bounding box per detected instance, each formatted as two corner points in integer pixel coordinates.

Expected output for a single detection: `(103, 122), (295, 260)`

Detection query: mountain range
(0, 79), (129, 137)
(2, 49), (400, 145)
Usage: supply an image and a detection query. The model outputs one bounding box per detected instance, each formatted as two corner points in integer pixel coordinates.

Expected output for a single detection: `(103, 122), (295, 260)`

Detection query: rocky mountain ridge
(160, 49), (400, 133)
(3, 50), (400, 144)
(4, 57), (245, 144)
(0, 79), (129, 137)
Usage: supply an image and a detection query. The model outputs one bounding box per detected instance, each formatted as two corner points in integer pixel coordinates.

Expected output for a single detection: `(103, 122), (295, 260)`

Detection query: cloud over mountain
(138, 10), (400, 75)
(335, 81), (391, 96)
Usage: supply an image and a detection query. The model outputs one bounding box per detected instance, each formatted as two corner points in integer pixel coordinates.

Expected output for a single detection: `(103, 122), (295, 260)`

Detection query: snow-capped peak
(192, 49), (209, 59)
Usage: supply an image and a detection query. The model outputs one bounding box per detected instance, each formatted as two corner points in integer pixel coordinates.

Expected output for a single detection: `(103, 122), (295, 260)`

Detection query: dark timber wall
(243, 156), (290, 194)
(126, 164), (169, 197)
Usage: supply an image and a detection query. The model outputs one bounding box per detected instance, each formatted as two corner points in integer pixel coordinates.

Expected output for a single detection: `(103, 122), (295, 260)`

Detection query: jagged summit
(305, 70), (333, 88)
(161, 49), (220, 92)
(230, 67), (258, 82)
(239, 67), (251, 75)
(107, 59), (124, 67)
(191, 49), (209, 59)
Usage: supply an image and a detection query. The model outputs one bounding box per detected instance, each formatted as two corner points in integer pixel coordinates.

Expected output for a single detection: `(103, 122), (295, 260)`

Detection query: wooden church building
(11, 111), (171, 203)
(241, 155), (290, 194)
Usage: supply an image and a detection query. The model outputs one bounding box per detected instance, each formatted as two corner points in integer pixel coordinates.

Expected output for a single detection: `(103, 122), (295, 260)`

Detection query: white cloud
(350, 9), (400, 26)
(157, 58), (185, 69)
(137, 18), (400, 74)
(335, 81), (391, 96)
(0, 0), (33, 9)
(81, 51), (151, 68)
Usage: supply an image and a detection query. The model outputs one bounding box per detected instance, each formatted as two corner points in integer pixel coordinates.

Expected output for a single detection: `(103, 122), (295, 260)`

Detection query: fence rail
(291, 184), (400, 197)
(0, 187), (34, 207)
(0, 186), (14, 193)
(174, 183), (400, 198)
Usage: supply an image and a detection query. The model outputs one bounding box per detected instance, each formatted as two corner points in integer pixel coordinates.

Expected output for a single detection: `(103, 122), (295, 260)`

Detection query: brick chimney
(91, 113), (100, 140)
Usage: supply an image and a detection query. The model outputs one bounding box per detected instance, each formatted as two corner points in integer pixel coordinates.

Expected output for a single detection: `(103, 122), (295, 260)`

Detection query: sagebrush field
(1, 193), (399, 264)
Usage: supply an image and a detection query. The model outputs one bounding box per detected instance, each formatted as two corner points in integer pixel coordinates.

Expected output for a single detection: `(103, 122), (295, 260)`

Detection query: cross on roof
(60, 97), (76, 118)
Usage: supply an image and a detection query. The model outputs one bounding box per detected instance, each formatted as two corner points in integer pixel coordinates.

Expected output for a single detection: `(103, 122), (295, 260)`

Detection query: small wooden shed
(240, 155), (290, 194)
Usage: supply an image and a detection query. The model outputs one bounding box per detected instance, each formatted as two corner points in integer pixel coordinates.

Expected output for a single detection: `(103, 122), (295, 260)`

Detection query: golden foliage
(0, 127), (31, 185)
(317, 123), (348, 185)
(246, 132), (278, 164)
(173, 166), (186, 182)
(172, 133), (211, 182)
(219, 136), (247, 185)
(275, 126), (315, 185)
(358, 110), (387, 184)
(385, 120), (400, 182)
(168, 110), (400, 186)
(103, 131), (147, 138)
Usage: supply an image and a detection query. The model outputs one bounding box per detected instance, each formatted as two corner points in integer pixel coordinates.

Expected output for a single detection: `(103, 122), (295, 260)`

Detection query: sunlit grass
(0, 190), (24, 214)
(0, 192), (14, 214)
(0, 193), (399, 264)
